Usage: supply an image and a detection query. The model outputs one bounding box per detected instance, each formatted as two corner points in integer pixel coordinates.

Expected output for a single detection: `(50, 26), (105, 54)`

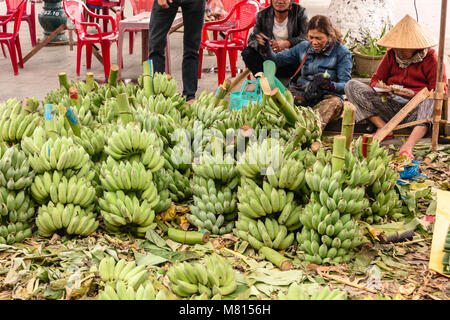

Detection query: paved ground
(1, 0), (449, 102)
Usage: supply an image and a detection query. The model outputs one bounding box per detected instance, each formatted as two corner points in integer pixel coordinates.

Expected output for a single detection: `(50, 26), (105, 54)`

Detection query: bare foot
(186, 99), (195, 105)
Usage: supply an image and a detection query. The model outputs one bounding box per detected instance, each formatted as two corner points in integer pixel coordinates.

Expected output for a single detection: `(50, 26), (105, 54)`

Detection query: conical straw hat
(377, 15), (437, 49)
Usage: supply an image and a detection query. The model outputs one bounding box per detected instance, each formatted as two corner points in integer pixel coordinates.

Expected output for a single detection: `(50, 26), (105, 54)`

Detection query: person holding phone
(241, 0), (309, 79)
(345, 15), (447, 159)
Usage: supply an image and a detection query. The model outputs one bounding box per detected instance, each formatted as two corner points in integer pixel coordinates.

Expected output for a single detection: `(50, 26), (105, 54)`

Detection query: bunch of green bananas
(278, 283), (347, 300)
(30, 172), (96, 207)
(0, 147), (34, 190)
(98, 281), (165, 300)
(151, 169), (172, 213)
(443, 226), (450, 275)
(135, 93), (181, 120)
(189, 98), (230, 129)
(163, 145), (192, 172)
(234, 216), (294, 250)
(237, 138), (283, 179)
(36, 202), (98, 236)
(287, 106), (322, 148)
(97, 98), (118, 124)
(212, 109), (242, 137)
(151, 72), (178, 97)
(166, 168), (192, 203)
(192, 153), (238, 184)
(0, 188), (35, 223)
(135, 109), (178, 145)
(104, 123), (163, 162)
(0, 98), (42, 144)
(237, 178), (300, 226)
(264, 158), (305, 192)
(98, 256), (149, 290)
(73, 126), (105, 157)
(168, 254), (237, 298)
(28, 137), (90, 174)
(0, 220), (33, 244)
(98, 191), (155, 236)
(99, 157), (154, 192)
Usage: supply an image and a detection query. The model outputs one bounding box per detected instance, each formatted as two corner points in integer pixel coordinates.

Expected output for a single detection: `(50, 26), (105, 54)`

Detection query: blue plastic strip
(44, 104), (53, 121)
(66, 107), (79, 125)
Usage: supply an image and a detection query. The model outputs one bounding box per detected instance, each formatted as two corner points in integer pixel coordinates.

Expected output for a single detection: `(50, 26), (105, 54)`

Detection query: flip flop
(399, 150), (415, 160)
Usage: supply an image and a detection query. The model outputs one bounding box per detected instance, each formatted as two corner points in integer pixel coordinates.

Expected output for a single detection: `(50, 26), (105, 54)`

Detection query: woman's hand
(256, 33), (269, 46)
(158, 0), (172, 9)
(271, 40), (290, 53)
(394, 88), (415, 98)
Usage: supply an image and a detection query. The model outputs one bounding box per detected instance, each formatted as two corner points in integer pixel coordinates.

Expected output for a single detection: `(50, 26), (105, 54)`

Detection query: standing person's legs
(180, 0), (206, 101)
(148, 1), (179, 73)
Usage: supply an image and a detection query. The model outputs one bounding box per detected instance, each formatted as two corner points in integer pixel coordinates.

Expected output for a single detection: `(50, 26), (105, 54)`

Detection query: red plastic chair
(128, 0), (154, 54)
(0, 0), (27, 75)
(2, 0), (36, 47)
(199, 0), (260, 85)
(63, 0), (119, 80)
(206, 0), (240, 41)
(86, 0), (123, 32)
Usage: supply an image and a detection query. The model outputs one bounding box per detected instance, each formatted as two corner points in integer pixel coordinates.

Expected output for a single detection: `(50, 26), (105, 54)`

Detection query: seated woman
(345, 15), (447, 159)
(257, 15), (353, 129)
(241, 0), (309, 79)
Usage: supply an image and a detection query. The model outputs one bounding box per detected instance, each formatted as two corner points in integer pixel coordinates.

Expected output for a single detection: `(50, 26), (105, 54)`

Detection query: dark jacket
(247, 3), (308, 50)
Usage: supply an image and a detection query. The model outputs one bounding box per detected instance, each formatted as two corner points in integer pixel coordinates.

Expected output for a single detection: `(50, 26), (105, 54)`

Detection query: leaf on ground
(247, 268), (304, 286)
(165, 239), (182, 252)
(353, 245), (379, 273)
(133, 251), (168, 266)
(145, 229), (169, 249)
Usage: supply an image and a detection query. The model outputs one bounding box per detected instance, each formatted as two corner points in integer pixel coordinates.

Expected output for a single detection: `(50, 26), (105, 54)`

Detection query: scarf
(395, 48), (429, 69)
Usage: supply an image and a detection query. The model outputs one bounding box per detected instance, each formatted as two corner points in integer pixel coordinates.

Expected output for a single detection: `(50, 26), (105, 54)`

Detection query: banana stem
(362, 134), (373, 158)
(108, 65), (119, 87)
(341, 102), (356, 150)
(69, 87), (81, 110)
(58, 72), (70, 92)
(142, 60), (154, 97)
(272, 88), (299, 126)
(332, 135), (346, 174)
(259, 246), (292, 271)
(167, 228), (210, 245)
(116, 93), (133, 124)
(86, 72), (95, 92)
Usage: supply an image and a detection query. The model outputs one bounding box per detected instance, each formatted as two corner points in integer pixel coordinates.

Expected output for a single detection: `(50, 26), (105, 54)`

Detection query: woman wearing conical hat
(344, 15), (447, 159)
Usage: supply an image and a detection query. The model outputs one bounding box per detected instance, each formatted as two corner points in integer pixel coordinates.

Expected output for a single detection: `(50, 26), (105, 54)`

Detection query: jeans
(148, 0), (206, 101)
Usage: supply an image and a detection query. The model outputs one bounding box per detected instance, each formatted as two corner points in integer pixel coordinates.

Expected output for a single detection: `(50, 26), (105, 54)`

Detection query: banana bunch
(97, 98), (118, 124)
(135, 109), (178, 145)
(166, 168), (192, 203)
(212, 110), (242, 137)
(152, 169), (172, 213)
(98, 281), (165, 300)
(0, 188), (35, 223)
(100, 157), (154, 192)
(265, 158), (305, 192)
(288, 106), (322, 148)
(367, 182), (403, 223)
(237, 138), (282, 179)
(152, 72), (178, 97)
(168, 254), (237, 298)
(0, 147), (34, 190)
(443, 226), (450, 275)
(104, 124), (163, 163)
(0, 98), (42, 144)
(36, 202), (98, 236)
(43, 87), (67, 106)
(98, 191), (155, 236)
(28, 137), (90, 174)
(72, 126), (105, 157)
(98, 256), (149, 290)
(278, 283), (347, 300)
(234, 216), (295, 250)
(192, 153), (238, 183)
(187, 206), (234, 235)
(191, 175), (238, 215)
(163, 145), (192, 172)
(30, 171), (96, 207)
(189, 99), (230, 129)
(0, 221), (33, 244)
(237, 179), (300, 229)
(136, 93), (181, 120)
(237, 101), (264, 129)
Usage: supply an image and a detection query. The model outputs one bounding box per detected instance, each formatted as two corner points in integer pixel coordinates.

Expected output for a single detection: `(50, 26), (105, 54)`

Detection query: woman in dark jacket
(241, 0), (308, 78)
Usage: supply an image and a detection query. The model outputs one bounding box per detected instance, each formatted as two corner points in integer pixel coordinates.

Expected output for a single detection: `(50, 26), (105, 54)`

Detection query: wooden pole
(373, 87), (430, 142)
(432, 0), (448, 151)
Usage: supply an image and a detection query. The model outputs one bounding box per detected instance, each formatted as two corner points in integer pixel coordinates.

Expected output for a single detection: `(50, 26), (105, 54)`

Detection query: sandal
(399, 150), (415, 160)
